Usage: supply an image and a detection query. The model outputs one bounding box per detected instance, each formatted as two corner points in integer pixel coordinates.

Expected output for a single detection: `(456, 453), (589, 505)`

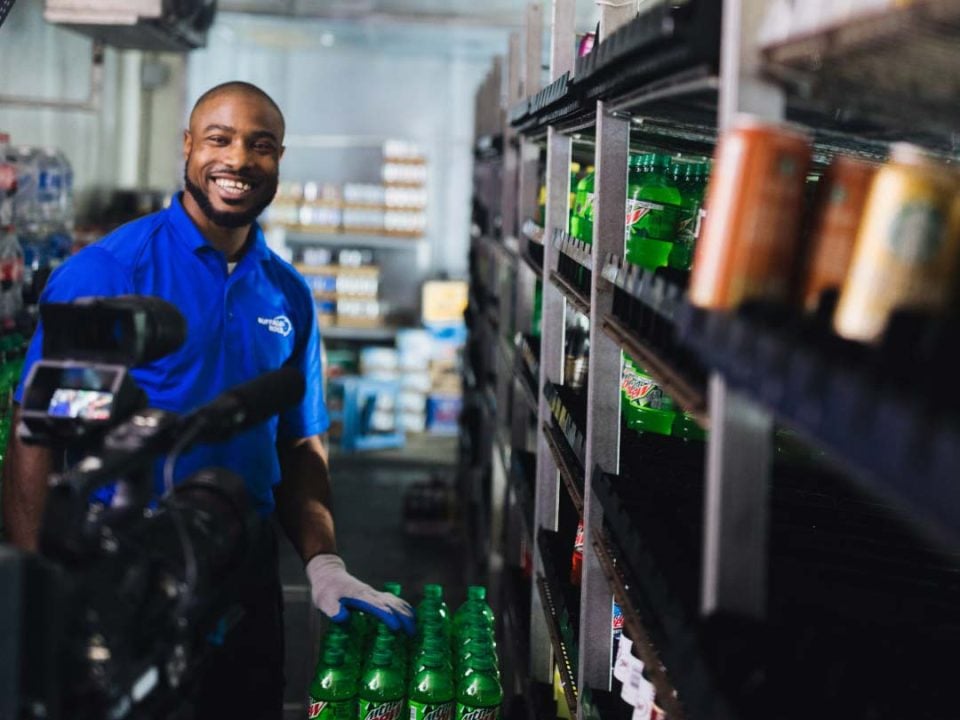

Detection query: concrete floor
(279, 433), (465, 716)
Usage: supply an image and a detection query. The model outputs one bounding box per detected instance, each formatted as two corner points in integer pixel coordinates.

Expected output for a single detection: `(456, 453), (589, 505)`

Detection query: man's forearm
(274, 435), (336, 562)
(2, 407), (54, 551)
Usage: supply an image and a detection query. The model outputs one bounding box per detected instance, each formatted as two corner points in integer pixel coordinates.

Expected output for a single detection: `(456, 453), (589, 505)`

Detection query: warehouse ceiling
(219, 0), (598, 29)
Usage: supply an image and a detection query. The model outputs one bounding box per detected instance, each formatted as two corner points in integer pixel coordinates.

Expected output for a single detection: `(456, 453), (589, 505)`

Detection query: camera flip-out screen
(47, 389), (114, 421)
(19, 361), (144, 445)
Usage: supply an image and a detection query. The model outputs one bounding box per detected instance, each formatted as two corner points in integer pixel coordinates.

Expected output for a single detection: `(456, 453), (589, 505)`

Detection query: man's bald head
(189, 81), (285, 139)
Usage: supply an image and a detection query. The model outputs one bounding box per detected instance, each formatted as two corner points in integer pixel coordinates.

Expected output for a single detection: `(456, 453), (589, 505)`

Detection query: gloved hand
(306, 554), (415, 636)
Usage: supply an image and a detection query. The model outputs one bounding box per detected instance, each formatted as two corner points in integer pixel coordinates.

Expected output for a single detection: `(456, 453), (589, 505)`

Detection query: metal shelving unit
(467, 1), (960, 719)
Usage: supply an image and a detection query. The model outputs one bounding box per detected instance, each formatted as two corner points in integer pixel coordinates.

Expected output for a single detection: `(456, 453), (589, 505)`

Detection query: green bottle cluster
(620, 353), (705, 441)
(624, 153), (710, 272)
(309, 584), (502, 720)
(569, 165), (595, 242)
(0, 333), (26, 477)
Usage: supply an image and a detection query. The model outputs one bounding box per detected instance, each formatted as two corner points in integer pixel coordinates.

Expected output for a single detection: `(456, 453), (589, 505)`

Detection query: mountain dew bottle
(576, 170), (596, 243)
(669, 161), (709, 270)
(409, 652), (456, 720)
(309, 648), (358, 720)
(456, 655), (502, 720)
(323, 625), (362, 679)
(621, 354), (676, 436)
(417, 585), (451, 635)
(359, 649), (406, 720)
(625, 153), (682, 270)
(372, 622), (407, 673)
(453, 586), (495, 636)
(413, 636), (453, 676)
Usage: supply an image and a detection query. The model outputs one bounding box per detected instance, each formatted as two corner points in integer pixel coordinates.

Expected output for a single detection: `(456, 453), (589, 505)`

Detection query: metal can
(689, 116), (812, 310)
(800, 155), (878, 311)
(833, 143), (960, 343)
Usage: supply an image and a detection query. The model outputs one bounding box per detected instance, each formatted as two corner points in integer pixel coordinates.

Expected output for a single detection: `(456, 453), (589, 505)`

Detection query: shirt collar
(167, 192), (272, 264)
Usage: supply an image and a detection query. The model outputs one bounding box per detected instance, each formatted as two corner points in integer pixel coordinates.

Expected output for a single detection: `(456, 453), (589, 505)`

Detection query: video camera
(0, 296), (306, 720)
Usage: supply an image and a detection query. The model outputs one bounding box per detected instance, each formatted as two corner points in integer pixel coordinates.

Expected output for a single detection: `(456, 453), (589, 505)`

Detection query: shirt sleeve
(277, 283), (330, 440)
(14, 246), (133, 404)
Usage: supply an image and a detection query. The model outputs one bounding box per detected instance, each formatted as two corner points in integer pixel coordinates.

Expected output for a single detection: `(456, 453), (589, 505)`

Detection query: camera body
(1, 296), (301, 720)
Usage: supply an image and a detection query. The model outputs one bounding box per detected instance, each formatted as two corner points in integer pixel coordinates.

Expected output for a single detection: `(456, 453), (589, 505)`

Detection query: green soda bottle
(453, 586), (495, 635)
(620, 354), (676, 436)
(309, 648), (358, 720)
(324, 625), (362, 678)
(577, 170), (596, 243)
(409, 652), (456, 720)
(417, 585), (451, 633)
(455, 655), (502, 720)
(569, 168), (588, 238)
(669, 161), (709, 270)
(412, 636), (454, 676)
(455, 624), (496, 670)
(369, 629), (406, 676)
(625, 154), (682, 271)
(358, 649), (406, 720)
(569, 161), (581, 216)
(348, 607), (371, 645)
(457, 645), (499, 678)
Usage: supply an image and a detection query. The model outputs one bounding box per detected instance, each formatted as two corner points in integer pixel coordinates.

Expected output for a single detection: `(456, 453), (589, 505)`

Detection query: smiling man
(2, 82), (414, 718)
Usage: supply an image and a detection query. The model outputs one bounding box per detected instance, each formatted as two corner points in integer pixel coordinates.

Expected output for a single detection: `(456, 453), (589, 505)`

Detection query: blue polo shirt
(14, 194), (329, 516)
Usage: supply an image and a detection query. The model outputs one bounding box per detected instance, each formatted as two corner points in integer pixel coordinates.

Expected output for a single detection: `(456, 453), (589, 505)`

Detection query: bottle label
(456, 705), (499, 720)
(308, 698), (356, 720)
(409, 700), (455, 720)
(361, 699), (406, 720)
(621, 365), (663, 408)
(625, 198), (679, 241)
(582, 192), (595, 218)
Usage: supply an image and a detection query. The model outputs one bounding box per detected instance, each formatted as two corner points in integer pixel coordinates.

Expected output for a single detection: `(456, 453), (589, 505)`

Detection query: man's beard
(183, 164), (278, 229)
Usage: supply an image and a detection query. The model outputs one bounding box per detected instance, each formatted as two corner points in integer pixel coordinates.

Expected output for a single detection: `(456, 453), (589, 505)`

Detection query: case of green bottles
(310, 584), (504, 720)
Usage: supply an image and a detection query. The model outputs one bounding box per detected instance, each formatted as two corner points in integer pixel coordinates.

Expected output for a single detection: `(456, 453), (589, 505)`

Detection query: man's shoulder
(263, 248), (313, 300)
(94, 209), (168, 263)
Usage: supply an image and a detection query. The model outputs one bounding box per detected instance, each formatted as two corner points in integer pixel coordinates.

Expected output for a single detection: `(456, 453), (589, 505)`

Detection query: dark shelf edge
(535, 575), (580, 720)
(591, 529), (686, 720)
(543, 420), (585, 514)
(549, 270), (591, 316)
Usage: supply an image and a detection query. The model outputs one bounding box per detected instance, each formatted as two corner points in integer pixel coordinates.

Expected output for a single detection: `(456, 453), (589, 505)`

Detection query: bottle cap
(464, 654), (496, 671)
(371, 649), (392, 666)
(466, 586), (487, 601)
(423, 584), (443, 599)
(419, 652), (445, 669)
(323, 648), (346, 665)
(384, 582), (403, 597)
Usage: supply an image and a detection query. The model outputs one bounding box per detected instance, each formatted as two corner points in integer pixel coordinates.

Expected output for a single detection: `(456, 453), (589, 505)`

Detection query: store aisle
(329, 435), (466, 598)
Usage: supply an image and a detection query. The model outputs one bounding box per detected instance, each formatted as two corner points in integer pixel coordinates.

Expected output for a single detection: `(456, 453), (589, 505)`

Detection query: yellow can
(833, 143), (960, 343)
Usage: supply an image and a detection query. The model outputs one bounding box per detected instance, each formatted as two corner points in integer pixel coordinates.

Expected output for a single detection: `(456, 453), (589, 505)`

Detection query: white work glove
(306, 554), (416, 635)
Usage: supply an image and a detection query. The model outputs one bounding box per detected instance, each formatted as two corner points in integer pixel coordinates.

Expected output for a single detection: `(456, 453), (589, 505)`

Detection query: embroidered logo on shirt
(258, 315), (293, 337)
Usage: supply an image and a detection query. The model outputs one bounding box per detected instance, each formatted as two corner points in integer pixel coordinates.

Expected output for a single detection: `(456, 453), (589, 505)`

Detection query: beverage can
(801, 155), (877, 311)
(689, 116), (812, 309)
(833, 143), (960, 343)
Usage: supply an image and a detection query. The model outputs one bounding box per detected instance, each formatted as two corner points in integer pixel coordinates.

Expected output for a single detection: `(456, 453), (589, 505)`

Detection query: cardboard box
(422, 281), (468, 324)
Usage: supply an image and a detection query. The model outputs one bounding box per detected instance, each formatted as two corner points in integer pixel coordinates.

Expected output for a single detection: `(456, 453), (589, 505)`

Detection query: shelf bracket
(700, 374), (772, 619)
